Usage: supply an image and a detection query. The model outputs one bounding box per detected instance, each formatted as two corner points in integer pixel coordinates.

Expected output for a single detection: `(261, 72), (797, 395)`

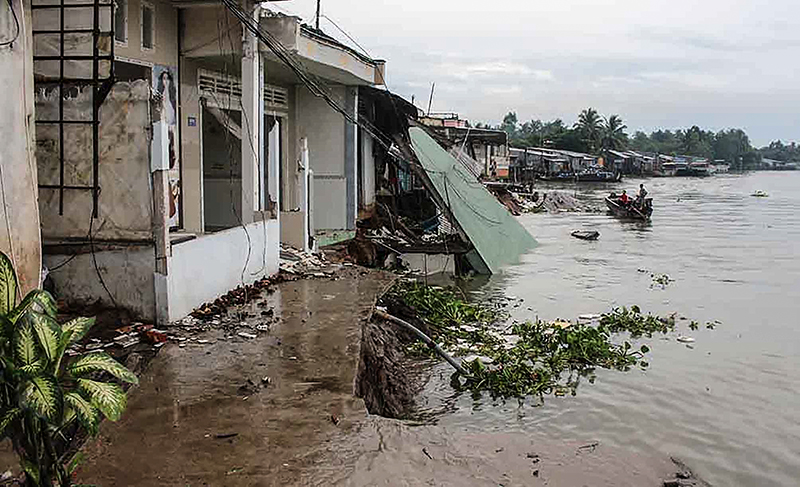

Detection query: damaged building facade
(1, 0), (387, 324)
(2, 0), (535, 325)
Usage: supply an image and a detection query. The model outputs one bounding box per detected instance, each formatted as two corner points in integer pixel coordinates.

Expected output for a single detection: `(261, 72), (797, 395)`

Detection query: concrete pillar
(344, 86), (358, 230)
(240, 3), (261, 224)
(151, 120), (171, 326)
(0, 0), (41, 297)
(179, 58), (204, 233)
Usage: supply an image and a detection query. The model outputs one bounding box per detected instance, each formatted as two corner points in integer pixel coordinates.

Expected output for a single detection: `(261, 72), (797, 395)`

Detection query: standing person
(636, 183), (648, 207)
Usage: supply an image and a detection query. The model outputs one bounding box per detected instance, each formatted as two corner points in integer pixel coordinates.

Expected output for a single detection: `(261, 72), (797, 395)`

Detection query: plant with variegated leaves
(0, 251), (138, 486)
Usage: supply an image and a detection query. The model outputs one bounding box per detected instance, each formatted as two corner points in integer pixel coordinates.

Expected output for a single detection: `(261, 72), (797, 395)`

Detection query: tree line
(479, 109), (797, 169)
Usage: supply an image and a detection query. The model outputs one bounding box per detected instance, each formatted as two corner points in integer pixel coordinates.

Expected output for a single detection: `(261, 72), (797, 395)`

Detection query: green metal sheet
(409, 127), (537, 274)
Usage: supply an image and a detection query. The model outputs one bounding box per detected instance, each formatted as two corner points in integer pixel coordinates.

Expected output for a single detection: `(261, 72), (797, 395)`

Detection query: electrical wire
(0, 0), (20, 47)
(87, 199), (119, 309)
(220, 0), (402, 155)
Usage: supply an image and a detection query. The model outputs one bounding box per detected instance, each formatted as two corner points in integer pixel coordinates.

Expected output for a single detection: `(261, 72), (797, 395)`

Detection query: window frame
(140, 0), (155, 52)
(113, 0), (128, 46)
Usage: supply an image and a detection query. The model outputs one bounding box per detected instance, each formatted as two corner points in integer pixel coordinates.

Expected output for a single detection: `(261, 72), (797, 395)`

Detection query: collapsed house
(1, 0), (536, 325)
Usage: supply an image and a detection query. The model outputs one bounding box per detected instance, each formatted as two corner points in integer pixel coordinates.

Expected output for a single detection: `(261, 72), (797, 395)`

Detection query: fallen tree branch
(374, 309), (472, 379)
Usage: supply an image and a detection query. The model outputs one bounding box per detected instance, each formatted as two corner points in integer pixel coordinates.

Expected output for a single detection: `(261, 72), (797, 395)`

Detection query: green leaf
(0, 408), (21, 436)
(66, 452), (86, 475)
(640, 345), (650, 354)
(29, 312), (62, 363)
(15, 323), (43, 375)
(77, 379), (127, 422)
(62, 317), (95, 345)
(8, 290), (57, 324)
(21, 459), (41, 485)
(20, 376), (63, 421)
(68, 353), (139, 385)
(0, 251), (18, 316)
(64, 392), (100, 435)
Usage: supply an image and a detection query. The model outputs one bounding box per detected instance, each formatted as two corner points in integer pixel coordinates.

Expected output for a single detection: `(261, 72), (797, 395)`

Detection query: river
(420, 171), (800, 486)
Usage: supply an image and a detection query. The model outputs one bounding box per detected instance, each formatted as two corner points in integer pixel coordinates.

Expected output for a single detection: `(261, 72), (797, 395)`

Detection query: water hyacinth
(385, 283), (709, 401)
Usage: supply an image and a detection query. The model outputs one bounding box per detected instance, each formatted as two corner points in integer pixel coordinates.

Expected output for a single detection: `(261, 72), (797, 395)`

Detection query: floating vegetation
(384, 283), (717, 402)
(384, 281), (504, 358)
(650, 273), (674, 289)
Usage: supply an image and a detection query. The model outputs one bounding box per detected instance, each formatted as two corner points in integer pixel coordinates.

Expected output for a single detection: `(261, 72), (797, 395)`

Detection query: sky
(267, 0), (800, 147)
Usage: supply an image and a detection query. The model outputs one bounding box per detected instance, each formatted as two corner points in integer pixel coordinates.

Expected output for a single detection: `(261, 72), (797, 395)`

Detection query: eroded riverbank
(16, 266), (709, 486)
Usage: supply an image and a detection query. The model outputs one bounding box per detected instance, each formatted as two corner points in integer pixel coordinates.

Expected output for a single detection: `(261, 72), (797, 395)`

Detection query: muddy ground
(2, 268), (697, 486)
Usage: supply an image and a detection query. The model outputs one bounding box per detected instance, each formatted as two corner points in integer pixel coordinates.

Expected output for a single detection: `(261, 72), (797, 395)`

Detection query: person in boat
(619, 190), (631, 206)
(636, 184), (648, 208)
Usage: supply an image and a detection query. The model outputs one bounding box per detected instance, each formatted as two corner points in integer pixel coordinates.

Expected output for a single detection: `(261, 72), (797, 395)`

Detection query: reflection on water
(421, 172), (800, 487)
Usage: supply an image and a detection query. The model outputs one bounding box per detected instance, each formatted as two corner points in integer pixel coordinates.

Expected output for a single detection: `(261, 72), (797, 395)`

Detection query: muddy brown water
(420, 171), (800, 487)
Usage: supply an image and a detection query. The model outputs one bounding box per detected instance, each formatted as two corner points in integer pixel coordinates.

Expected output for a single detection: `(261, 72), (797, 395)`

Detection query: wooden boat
(605, 194), (653, 221)
(571, 230), (600, 241)
(575, 171), (622, 182)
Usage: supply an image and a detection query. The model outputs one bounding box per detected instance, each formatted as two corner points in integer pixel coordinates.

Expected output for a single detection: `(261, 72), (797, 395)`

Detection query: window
(113, 0), (127, 44)
(141, 2), (154, 50)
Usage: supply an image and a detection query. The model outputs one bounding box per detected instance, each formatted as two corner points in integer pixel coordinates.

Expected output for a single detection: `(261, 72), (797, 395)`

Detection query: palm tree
(574, 108), (602, 152)
(601, 115), (628, 152)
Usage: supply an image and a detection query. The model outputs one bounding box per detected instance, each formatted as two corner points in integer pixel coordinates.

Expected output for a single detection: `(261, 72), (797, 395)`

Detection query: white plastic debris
(677, 336), (696, 343)
(238, 332), (257, 340)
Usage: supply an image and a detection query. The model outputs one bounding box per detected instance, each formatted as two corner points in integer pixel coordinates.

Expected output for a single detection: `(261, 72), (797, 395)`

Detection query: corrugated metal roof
(409, 127), (537, 274)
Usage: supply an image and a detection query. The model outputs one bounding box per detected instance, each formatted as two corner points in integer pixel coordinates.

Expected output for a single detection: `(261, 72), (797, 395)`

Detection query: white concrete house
(12, 0), (386, 324)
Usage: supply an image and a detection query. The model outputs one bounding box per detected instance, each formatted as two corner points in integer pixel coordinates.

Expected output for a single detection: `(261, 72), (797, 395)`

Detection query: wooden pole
(427, 82), (435, 115)
(315, 0), (321, 30)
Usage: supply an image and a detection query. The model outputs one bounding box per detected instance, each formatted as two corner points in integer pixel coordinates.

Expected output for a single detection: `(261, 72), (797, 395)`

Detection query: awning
(409, 127), (537, 274)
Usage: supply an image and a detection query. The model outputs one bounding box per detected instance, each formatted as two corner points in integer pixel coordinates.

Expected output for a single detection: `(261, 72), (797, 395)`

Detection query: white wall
(43, 246), (157, 320)
(167, 219), (279, 321)
(0, 0), (41, 295)
(295, 85), (355, 231)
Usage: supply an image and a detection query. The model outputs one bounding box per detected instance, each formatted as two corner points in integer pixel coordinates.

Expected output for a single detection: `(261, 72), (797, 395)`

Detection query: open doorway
(201, 104), (242, 232)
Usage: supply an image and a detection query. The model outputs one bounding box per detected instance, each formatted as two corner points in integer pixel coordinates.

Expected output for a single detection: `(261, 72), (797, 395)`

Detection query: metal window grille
(32, 0), (115, 217)
(198, 69), (288, 112)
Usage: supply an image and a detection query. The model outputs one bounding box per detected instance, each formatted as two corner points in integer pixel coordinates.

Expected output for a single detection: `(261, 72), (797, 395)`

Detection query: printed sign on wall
(153, 65), (181, 229)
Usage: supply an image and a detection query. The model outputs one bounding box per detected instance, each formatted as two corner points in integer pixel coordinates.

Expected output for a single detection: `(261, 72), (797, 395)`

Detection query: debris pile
(662, 458), (712, 487)
(279, 246), (333, 277)
(528, 191), (602, 213)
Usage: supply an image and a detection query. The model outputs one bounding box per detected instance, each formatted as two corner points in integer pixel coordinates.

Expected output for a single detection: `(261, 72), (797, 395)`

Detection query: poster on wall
(153, 65), (181, 229)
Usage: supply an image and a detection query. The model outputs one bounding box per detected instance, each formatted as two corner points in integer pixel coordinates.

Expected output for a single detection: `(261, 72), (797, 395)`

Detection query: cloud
(482, 85), (523, 95)
(277, 0), (800, 145)
(434, 61), (553, 81)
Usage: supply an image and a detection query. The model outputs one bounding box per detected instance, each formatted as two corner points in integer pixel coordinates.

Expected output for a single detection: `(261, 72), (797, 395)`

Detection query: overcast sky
(269, 0), (799, 146)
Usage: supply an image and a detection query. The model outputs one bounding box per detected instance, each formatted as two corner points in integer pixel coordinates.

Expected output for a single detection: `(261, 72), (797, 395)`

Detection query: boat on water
(575, 170), (622, 182)
(537, 171), (622, 182)
(605, 193), (653, 221)
(571, 230), (600, 241)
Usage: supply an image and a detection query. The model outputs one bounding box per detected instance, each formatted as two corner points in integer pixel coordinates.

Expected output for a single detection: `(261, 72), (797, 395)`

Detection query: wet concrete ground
(77, 269), (394, 486)
(6, 267), (678, 486)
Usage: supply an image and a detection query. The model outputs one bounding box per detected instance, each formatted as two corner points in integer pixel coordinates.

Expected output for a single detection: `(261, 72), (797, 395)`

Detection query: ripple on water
(423, 172), (800, 487)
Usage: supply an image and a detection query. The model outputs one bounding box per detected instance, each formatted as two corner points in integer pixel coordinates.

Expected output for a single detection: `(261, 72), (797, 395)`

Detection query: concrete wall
(43, 245), (156, 320)
(115, 0), (178, 68)
(295, 85), (356, 231)
(0, 0), (41, 296)
(37, 81), (153, 241)
(181, 7), (241, 59)
(167, 219), (279, 321)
